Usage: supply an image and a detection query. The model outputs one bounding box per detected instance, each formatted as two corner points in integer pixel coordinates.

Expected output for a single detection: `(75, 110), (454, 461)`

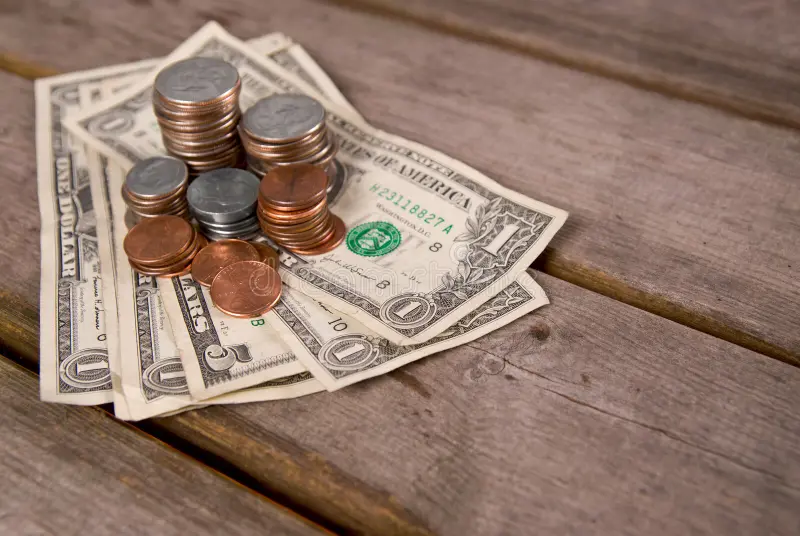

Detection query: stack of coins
(153, 58), (244, 176)
(210, 260), (282, 318)
(122, 156), (189, 220)
(240, 94), (338, 179)
(123, 215), (206, 277)
(257, 164), (346, 255)
(187, 168), (261, 241)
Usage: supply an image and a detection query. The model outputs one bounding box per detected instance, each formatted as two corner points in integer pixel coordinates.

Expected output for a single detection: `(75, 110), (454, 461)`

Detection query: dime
(210, 261), (282, 318)
(250, 242), (280, 270)
(125, 156), (188, 200)
(191, 239), (259, 287)
(122, 156), (189, 220)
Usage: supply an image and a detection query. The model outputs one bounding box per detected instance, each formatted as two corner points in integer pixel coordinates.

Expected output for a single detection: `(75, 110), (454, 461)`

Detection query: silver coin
(155, 58), (240, 105)
(198, 221), (261, 237)
(201, 226), (262, 241)
(186, 168), (260, 224)
(125, 156), (188, 199)
(198, 215), (259, 231)
(242, 94), (325, 142)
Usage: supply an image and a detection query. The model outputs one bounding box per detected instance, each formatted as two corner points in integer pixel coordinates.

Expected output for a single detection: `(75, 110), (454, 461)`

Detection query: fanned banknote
(36, 59), (164, 405)
(43, 33), (343, 415)
(65, 22), (568, 348)
(268, 272), (547, 391)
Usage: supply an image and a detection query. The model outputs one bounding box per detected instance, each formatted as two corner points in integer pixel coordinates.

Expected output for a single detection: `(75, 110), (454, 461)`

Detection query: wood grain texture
(0, 5), (798, 534)
(0, 357), (325, 536)
(0, 0), (797, 363)
(157, 271), (800, 536)
(332, 0), (800, 130)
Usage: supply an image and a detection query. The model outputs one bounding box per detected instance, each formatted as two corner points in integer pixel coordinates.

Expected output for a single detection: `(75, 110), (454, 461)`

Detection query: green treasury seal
(346, 221), (402, 257)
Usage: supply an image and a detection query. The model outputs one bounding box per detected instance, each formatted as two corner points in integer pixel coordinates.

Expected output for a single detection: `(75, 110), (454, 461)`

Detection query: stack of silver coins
(240, 94), (338, 179)
(187, 168), (261, 241)
(122, 156), (190, 220)
(153, 58), (244, 176)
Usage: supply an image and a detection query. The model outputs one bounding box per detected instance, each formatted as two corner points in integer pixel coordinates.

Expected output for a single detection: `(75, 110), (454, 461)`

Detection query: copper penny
(250, 242), (280, 270)
(289, 215), (346, 256)
(191, 239), (260, 287)
(123, 215), (194, 265)
(210, 260), (282, 318)
(258, 197), (327, 218)
(258, 210), (330, 236)
(259, 164), (328, 207)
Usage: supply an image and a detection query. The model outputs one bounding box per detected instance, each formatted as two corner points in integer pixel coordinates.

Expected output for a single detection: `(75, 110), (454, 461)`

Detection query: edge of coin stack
(123, 215), (206, 277)
(122, 156), (190, 221)
(241, 94), (338, 180)
(257, 164), (346, 255)
(154, 57), (245, 176)
(187, 168), (262, 241)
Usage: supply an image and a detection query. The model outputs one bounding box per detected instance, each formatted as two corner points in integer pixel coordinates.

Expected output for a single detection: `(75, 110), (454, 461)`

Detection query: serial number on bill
(368, 184), (453, 234)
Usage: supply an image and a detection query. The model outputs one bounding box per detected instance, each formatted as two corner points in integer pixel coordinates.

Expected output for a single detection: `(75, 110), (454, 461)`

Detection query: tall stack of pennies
(240, 94), (338, 180)
(153, 58), (244, 176)
(257, 164), (346, 255)
(122, 156), (190, 220)
(123, 215), (206, 276)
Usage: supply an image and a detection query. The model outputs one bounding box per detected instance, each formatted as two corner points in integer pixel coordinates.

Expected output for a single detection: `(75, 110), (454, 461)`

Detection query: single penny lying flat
(250, 242), (280, 270)
(191, 239), (260, 287)
(210, 261), (282, 318)
(123, 215), (194, 265)
(258, 164), (328, 207)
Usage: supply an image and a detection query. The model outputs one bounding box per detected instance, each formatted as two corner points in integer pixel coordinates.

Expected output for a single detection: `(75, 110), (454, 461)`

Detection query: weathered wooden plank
(156, 271), (800, 535)
(2, 75), (798, 535)
(0, 0), (797, 362)
(0, 11), (799, 536)
(333, 0), (800, 130)
(0, 357), (326, 536)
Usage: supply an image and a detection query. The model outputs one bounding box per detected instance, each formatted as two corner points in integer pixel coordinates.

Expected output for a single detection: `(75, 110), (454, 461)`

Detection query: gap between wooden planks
(328, 0), (800, 132)
(1, 0), (795, 366)
(0, 52), (793, 370)
(0, 355), (333, 536)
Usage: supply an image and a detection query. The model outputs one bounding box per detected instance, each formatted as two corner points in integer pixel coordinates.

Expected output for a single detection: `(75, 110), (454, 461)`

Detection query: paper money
(36, 59), (162, 405)
(268, 272), (547, 390)
(73, 34), (340, 417)
(158, 275), (305, 401)
(66, 22), (568, 347)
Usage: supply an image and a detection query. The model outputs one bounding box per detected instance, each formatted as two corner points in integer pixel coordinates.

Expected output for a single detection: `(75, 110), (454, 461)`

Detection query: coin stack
(153, 57), (244, 176)
(240, 94), (338, 179)
(257, 164), (346, 255)
(122, 156), (190, 220)
(123, 215), (206, 277)
(187, 168), (261, 241)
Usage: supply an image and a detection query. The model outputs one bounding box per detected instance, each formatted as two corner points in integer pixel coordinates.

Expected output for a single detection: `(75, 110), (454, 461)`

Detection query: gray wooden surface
(0, 1), (798, 535)
(335, 0), (800, 129)
(154, 272), (800, 536)
(0, 358), (325, 536)
(0, 0), (797, 365)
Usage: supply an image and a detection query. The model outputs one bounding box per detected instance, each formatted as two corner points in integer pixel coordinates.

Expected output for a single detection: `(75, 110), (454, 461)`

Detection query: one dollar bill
(268, 272), (547, 391)
(48, 32), (344, 414)
(65, 22), (568, 348)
